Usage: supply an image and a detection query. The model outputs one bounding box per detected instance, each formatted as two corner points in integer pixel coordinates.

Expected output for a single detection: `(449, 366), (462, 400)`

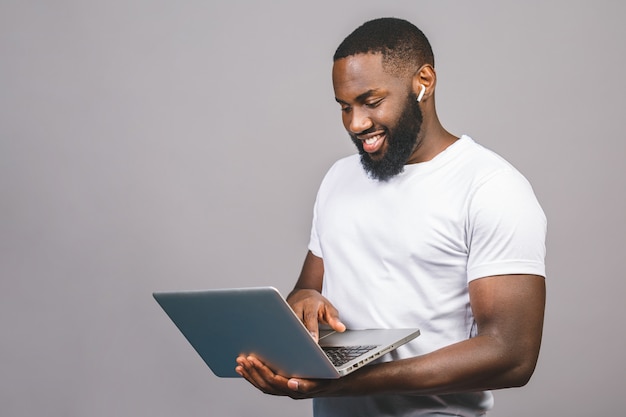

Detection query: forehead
(332, 53), (408, 99)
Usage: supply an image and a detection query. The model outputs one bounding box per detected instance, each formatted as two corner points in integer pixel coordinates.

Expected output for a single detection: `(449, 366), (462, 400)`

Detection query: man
(236, 17), (546, 416)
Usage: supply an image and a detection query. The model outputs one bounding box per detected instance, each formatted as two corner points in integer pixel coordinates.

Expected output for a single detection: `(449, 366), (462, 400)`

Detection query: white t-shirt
(308, 136), (546, 417)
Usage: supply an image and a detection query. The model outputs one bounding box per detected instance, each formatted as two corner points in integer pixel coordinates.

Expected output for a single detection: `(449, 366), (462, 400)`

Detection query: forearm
(328, 334), (538, 397)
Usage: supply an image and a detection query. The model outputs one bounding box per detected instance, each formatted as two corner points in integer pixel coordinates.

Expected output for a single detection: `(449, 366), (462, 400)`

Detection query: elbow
(488, 340), (541, 389)
(503, 355), (540, 388)
(494, 332), (543, 389)
(508, 368), (534, 388)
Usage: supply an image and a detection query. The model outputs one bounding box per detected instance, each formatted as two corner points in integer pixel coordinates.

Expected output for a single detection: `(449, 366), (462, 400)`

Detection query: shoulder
(451, 136), (532, 193)
(456, 136), (517, 174)
(450, 136), (545, 226)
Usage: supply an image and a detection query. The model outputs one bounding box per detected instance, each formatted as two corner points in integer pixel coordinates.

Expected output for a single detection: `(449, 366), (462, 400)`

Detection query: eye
(340, 105), (352, 113)
(365, 99), (383, 108)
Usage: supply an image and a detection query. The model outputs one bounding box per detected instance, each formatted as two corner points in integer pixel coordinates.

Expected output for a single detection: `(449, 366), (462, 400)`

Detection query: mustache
(350, 126), (381, 139)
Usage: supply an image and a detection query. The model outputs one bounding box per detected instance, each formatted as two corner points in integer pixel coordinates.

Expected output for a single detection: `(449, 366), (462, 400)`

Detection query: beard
(350, 92), (423, 182)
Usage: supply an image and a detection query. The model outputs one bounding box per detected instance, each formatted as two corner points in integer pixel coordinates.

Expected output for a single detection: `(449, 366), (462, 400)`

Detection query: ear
(412, 64), (436, 102)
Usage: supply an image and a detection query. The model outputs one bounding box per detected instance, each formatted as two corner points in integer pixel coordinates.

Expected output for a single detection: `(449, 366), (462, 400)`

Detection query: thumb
(324, 306), (346, 332)
(329, 316), (346, 332)
(287, 378), (300, 391)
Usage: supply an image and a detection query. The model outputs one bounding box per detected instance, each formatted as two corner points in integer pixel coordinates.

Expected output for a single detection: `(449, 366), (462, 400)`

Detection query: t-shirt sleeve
(307, 159), (345, 259)
(308, 190), (323, 258)
(466, 168), (547, 281)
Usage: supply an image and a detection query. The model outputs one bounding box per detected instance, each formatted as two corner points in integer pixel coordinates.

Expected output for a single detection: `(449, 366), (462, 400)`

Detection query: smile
(359, 132), (386, 153)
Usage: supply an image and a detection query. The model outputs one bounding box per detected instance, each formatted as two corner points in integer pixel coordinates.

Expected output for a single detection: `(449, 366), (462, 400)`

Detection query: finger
(236, 357), (263, 390)
(303, 305), (321, 342)
(322, 304), (346, 332)
(235, 354), (246, 376)
(241, 356), (292, 396)
(236, 356), (259, 383)
(241, 356), (328, 399)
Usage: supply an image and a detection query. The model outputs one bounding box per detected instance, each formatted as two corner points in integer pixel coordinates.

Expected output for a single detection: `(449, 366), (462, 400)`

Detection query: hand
(235, 354), (336, 399)
(287, 289), (346, 342)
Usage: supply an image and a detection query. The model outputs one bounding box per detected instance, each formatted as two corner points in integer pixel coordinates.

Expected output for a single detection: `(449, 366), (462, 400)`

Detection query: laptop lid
(153, 287), (420, 379)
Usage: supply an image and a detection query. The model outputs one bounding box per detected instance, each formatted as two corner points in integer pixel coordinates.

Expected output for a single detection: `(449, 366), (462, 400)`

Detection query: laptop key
(322, 345), (378, 367)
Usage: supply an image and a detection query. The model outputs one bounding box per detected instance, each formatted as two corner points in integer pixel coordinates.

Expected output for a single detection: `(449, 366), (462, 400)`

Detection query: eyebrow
(335, 89), (382, 105)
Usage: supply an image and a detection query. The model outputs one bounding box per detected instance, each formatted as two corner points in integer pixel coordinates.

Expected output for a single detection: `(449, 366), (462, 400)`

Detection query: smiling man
(236, 18), (547, 417)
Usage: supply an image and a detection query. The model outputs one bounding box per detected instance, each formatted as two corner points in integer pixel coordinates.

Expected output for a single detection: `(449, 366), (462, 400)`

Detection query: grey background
(1, 1), (624, 416)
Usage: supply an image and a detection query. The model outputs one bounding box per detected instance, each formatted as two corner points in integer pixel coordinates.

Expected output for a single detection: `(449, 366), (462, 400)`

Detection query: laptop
(153, 286), (420, 379)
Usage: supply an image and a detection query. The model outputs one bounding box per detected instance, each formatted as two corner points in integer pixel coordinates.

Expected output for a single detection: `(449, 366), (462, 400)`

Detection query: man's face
(332, 53), (422, 181)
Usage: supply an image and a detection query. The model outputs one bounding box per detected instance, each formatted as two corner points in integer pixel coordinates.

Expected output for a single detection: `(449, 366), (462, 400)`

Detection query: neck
(406, 107), (457, 165)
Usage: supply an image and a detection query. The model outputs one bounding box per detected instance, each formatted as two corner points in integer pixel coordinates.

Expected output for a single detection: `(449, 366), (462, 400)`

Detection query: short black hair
(333, 17), (434, 77)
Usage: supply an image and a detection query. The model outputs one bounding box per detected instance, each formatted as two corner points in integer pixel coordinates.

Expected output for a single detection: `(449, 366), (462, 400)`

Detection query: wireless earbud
(416, 84), (426, 102)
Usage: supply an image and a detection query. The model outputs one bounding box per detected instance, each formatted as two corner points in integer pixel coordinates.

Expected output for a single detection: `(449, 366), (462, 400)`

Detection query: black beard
(350, 92), (423, 182)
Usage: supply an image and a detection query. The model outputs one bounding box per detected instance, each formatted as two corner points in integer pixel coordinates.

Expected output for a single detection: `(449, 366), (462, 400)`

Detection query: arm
(329, 273), (546, 395)
(236, 272), (545, 397)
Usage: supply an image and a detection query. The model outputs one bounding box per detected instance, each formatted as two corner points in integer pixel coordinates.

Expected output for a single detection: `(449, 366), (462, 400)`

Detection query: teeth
(365, 135), (380, 145)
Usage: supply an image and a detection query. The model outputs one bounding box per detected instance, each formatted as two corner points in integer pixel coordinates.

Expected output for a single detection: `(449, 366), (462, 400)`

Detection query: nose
(346, 107), (373, 134)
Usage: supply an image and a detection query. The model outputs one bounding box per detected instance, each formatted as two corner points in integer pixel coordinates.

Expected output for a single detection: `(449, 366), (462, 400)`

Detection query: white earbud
(416, 84), (426, 102)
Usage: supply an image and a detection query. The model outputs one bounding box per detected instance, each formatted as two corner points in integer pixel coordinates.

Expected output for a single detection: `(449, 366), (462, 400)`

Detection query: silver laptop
(153, 286), (420, 379)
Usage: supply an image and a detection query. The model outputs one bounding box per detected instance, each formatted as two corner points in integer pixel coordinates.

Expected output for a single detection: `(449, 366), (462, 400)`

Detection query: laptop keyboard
(322, 345), (378, 367)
